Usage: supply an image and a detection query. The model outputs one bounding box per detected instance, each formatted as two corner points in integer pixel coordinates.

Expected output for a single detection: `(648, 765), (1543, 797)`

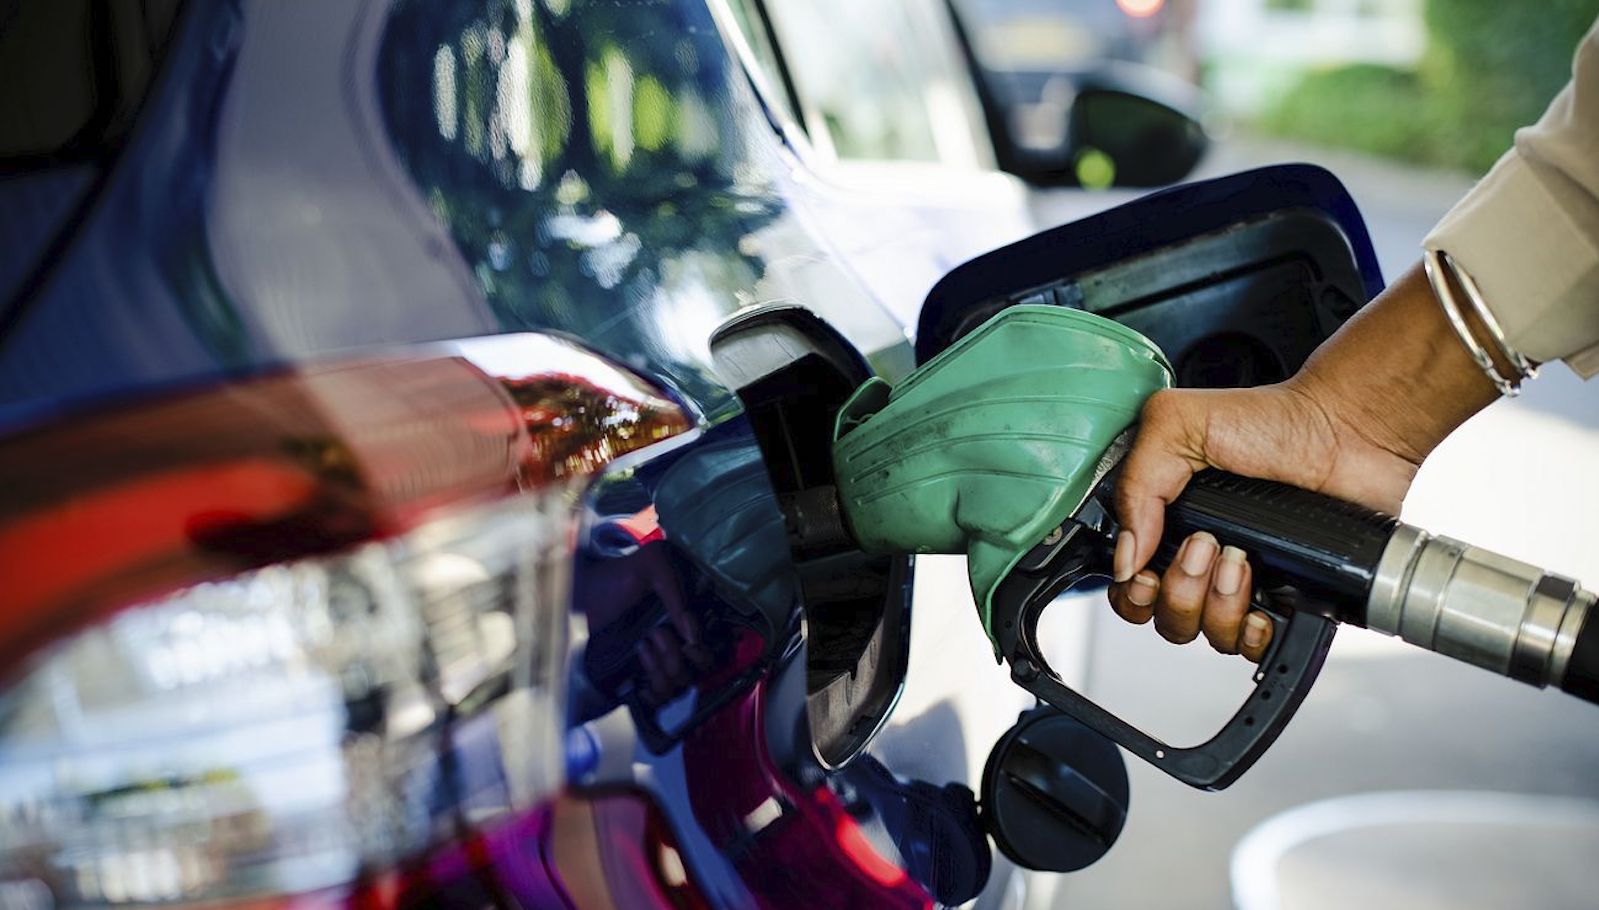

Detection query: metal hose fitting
(1366, 523), (1596, 689)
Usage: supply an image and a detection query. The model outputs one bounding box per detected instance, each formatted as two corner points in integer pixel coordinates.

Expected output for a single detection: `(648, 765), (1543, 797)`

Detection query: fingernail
(1180, 532), (1218, 576)
(1242, 613), (1268, 649)
(1113, 530), (1135, 583)
(1128, 572), (1158, 607)
(1214, 546), (1246, 596)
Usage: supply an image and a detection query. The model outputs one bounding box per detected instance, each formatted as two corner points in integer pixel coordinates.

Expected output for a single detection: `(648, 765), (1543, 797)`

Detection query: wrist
(1291, 262), (1499, 466)
(1430, 250), (1540, 386)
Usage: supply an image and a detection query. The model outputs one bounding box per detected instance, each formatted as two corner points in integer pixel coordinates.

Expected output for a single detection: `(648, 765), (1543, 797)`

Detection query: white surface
(1232, 791), (1599, 910)
(1403, 364), (1599, 584)
(875, 554), (1039, 789)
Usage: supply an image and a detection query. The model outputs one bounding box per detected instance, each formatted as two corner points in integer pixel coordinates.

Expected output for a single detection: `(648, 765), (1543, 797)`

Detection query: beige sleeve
(1423, 19), (1599, 378)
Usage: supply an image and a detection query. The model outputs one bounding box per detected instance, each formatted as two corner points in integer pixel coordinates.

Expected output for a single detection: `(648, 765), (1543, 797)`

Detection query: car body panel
(0, 0), (1052, 907)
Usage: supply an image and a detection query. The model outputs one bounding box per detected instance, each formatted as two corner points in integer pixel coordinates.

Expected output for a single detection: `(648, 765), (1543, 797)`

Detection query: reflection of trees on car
(498, 372), (689, 483)
(379, 0), (782, 410)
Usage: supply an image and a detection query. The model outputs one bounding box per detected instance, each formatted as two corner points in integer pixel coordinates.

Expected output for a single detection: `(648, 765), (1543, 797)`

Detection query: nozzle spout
(1366, 524), (1597, 695)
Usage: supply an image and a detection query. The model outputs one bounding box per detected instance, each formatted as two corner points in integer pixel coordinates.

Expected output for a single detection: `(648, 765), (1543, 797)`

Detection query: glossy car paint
(0, 0), (1060, 908)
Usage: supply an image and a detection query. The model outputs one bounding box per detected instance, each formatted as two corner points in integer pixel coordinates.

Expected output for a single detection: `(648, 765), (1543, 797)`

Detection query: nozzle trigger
(986, 509), (1337, 791)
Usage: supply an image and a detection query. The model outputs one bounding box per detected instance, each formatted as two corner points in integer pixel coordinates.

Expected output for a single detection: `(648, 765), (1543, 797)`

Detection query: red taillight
(0, 336), (690, 669)
(0, 334), (694, 907)
(2, 459), (323, 627)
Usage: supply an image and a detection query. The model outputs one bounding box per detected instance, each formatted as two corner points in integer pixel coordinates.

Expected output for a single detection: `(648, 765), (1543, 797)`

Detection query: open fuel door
(917, 164), (1384, 380)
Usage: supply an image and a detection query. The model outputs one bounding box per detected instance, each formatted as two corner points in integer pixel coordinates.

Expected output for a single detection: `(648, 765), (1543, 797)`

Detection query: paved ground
(1034, 137), (1599, 909)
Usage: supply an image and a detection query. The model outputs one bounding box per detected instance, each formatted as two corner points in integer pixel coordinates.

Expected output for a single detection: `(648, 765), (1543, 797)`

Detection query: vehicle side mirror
(1062, 87), (1207, 188)
(939, 0), (1207, 189)
(983, 63), (1209, 189)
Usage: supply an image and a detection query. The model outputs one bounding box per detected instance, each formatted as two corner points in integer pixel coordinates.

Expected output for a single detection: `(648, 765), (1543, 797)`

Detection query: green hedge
(1262, 64), (1443, 162)
(1260, 0), (1599, 173)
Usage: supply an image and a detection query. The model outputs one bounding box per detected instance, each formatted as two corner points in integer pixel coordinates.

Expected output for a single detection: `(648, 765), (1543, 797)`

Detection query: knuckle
(1141, 388), (1180, 419)
(1203, 628), (1237, 654)
(1139, 390), (1193, 436)
(1154, 617), (1196, 644)
(1159, 584), (1204, 618)
(1202, 597), (1246, 628)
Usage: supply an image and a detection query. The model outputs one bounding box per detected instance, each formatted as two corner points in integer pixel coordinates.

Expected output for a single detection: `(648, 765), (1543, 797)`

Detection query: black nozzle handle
(987, 468), (1362, 790)
(1155, 469), (1399, 625)
(1001, 469), (1397, 790)
(990, 467), (1592, 791)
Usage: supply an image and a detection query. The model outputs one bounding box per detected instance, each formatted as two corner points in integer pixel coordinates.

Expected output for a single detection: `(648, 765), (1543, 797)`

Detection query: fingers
(1198, 548), (1273, 663)
(1108, 571), (1158, 625)
(640, 625), (687, 701)
(635, 620), (713, 706)
(1239, 611), (1273, 663)
(1201, 546), (1251, 654)
(1112, 447), (1194, 582)
(1105, 534), (1276, 664)
(1152, 532), (1218, 644)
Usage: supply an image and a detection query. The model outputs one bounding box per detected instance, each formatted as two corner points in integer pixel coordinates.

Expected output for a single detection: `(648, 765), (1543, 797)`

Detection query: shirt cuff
(1423, 151), (1599, 378)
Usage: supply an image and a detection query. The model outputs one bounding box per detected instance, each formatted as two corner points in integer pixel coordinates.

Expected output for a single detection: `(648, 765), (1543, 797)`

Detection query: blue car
(0, 2), (1377, 908)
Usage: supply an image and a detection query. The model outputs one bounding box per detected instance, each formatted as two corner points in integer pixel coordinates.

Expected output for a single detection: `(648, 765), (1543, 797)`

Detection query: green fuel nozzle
(831, 306), (1170, 644)
(826, 305), (1599, 790)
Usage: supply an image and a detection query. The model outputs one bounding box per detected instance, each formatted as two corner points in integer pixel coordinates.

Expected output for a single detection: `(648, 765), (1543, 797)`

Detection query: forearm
(1293, 262), (1500, 467)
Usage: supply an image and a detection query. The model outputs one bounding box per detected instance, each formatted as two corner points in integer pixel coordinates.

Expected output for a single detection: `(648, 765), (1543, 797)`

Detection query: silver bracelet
(1422, 248), (1537, 397)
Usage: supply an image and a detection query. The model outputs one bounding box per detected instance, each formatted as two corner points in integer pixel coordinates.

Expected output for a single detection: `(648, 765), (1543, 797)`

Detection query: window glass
(721, 0), (803, 128)
(762, 0), (993, 168)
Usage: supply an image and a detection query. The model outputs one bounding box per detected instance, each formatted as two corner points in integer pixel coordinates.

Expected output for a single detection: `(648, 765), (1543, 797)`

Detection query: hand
(1106, 263), (1501, 661)
(1106, 381), (1416, 660)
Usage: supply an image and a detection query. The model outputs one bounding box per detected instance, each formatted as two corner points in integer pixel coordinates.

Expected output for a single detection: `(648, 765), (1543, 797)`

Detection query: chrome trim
(1550, 587), (1594, 686)
(1365, 522), (1428, 637)
(1366, 524), (1595, 689)
(1511, 574), (1577, 685)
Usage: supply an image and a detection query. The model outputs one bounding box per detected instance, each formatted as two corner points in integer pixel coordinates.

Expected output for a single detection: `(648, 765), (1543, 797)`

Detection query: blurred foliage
(1260, 64), (1443, 163)
(1261, 0), (1599, 173)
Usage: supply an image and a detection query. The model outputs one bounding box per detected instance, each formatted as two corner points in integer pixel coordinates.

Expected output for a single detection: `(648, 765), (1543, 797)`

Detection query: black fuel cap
(981, 705), (1129, 872)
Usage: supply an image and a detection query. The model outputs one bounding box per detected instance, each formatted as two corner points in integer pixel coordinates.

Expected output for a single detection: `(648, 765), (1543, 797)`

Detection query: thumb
(1114, 396), (1206, 580)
